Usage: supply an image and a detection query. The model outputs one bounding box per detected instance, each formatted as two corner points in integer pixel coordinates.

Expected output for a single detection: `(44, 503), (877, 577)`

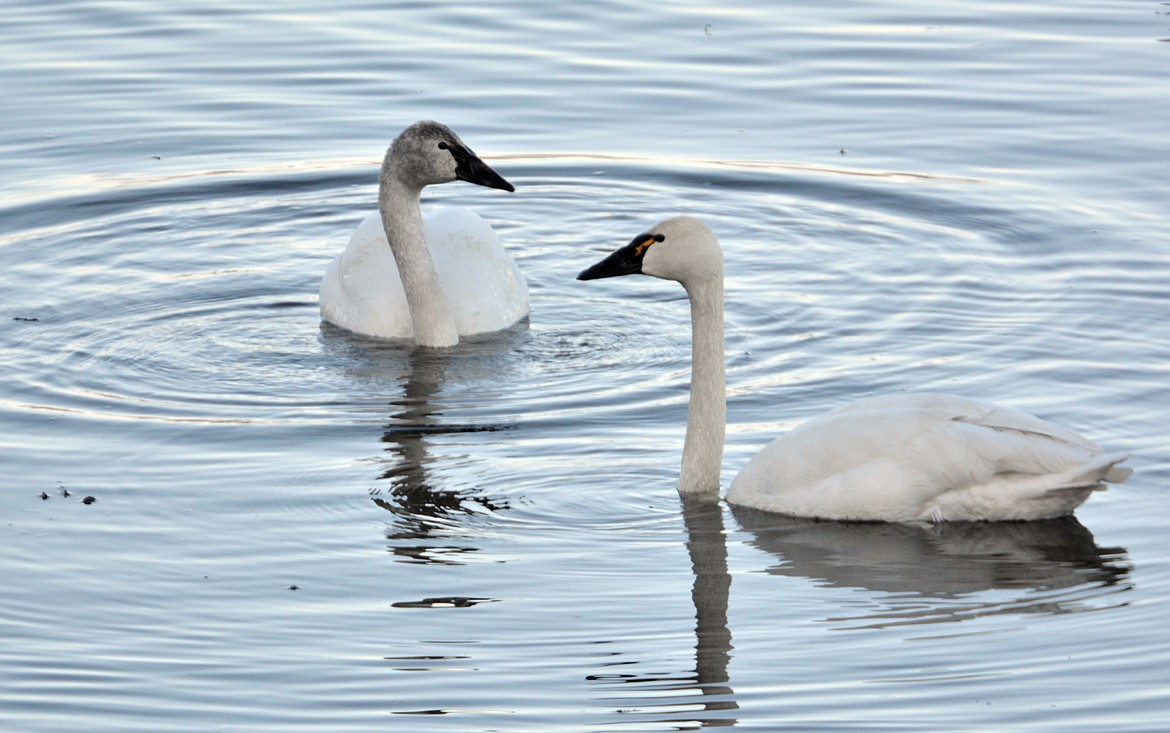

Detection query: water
(2, 1), (1169, 731)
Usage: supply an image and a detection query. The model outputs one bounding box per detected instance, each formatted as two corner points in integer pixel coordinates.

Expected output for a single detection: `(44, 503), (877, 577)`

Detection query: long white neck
(678, 273), (726, 499)
(378, 172), (459, 348)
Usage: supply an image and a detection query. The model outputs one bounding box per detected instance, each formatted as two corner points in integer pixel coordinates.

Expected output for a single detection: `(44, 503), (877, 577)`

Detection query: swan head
(577, 216), (723, 286)
(385, 121), (514, 192)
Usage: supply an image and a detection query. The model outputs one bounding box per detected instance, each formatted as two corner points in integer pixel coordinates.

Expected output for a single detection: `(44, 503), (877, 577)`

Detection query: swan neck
(678, 274), (726, 499)
(378, 171), (459, 347)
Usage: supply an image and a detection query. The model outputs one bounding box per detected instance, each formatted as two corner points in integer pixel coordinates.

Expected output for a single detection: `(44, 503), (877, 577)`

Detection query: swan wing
(727, 393), (1129, 522)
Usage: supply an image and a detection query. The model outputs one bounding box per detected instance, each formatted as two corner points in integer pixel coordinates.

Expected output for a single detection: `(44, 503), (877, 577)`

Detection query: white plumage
(728, 392), (1130, 522)
(579, 215), (1130, 522)
(320, 206), (528, 340)
(319, 121), (528, 346)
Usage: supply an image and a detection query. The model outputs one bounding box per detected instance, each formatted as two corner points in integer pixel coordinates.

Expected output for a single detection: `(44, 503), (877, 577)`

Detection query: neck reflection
(371, 346), (511, 565)
(589, 497), (740, 728)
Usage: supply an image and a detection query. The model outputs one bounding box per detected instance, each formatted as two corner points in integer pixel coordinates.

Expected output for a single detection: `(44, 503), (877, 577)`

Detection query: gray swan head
(383, 120), (514, 192)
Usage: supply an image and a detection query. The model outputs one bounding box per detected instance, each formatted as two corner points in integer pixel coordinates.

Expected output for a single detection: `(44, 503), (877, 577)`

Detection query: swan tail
(923, 451), (1132, 522)
(1100, 452), (1134, 484)
(1045, 451), (1132, 494)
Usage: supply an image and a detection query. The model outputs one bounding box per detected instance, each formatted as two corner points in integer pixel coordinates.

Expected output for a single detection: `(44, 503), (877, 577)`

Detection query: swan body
(320, 206), (528, 340)
(578, 216), (1131, 522)
(729, 392), (1130, 522)
(319, 121), (528, 346)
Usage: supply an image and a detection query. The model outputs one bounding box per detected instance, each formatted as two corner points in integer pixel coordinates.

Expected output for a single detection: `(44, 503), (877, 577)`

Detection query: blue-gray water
(2, 2), (1168, 731)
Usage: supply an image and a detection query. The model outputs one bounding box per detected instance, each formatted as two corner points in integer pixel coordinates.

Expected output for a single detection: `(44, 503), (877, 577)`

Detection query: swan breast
(319, 206), (528, 340)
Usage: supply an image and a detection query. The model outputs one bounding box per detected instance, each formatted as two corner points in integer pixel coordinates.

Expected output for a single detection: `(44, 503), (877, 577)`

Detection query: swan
(578, 216), (1131, 522)
(319, 121), (529, 346)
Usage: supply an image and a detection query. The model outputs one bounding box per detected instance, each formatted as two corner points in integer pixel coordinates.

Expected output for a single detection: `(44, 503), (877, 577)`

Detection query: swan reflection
(335, 337), (521, 564)
(730, 506), (1133, 629)
(593, 500), (1131, 726)
(588, 498), (740, 728)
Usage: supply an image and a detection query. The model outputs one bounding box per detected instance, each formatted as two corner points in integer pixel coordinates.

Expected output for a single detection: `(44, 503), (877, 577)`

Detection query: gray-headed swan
(319, 121), (528, 346)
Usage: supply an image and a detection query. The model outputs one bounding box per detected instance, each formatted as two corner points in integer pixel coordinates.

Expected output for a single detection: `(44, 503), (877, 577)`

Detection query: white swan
(578, 216), (1131, 522)
(319, 121), (528, 346)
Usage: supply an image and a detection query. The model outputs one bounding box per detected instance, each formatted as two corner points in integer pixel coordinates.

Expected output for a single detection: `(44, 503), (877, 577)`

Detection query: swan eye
(437, 141), (449, 151)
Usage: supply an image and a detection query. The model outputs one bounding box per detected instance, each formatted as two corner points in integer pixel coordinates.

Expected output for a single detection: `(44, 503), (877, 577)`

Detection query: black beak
(452, 145), (515, 192)
(577, 234), (655, 280)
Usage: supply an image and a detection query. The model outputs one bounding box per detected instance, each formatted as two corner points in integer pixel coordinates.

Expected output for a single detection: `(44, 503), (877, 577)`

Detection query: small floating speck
(288, 585), (299, 591)
(38, 492), (50, 500)
(81, 496), (96, 505)
(12, 316), (38, 322)
(60, 487), (70, 497)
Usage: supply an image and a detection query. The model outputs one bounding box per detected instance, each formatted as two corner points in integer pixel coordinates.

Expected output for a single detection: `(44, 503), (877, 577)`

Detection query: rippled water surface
(3, 2), (1169, 731)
